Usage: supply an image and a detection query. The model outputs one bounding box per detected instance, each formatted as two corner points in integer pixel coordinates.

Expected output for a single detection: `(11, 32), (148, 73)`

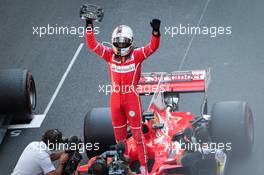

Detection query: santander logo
(111, 63), (135, 73)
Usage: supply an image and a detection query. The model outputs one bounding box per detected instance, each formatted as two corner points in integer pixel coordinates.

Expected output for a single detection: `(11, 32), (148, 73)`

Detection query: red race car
(78, 69), (254, 175)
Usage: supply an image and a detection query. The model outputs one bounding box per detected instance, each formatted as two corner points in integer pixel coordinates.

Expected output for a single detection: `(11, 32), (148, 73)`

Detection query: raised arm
(137, 19), (161, 62)
(85, 20), (112, 61)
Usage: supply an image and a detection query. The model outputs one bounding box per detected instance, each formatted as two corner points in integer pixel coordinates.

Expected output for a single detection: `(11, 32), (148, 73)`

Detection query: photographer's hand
(47, 153), (69, 175)
(50, 151), (65, 161)
(59, 152), (69, 165)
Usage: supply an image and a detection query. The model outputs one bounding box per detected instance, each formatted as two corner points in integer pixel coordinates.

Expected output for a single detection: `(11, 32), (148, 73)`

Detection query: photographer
(177, 128), (226, 175)
(12, 129), (69, 175)
(87, 142), (134, 175)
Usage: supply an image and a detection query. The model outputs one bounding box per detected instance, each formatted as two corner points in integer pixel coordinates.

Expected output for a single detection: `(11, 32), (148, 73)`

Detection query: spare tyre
(84, 107), (115, 158)
(0, 69), (36, 115)
(210, 101), (254, 156)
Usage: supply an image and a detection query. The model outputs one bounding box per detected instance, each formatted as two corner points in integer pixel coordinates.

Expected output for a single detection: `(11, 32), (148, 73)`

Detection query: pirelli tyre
(210, 101), (254, 156)
(84, 107), (115, 158)
(0, 69), (36, 117)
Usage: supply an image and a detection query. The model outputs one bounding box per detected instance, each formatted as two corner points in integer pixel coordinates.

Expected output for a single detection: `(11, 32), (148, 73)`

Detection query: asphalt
(0, 0), (263, 174)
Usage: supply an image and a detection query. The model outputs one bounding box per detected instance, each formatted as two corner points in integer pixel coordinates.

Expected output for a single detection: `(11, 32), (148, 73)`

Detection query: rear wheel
(0, 69), (36, 120)
(210, 101), (254, 156)
(84, 107), (115, 158)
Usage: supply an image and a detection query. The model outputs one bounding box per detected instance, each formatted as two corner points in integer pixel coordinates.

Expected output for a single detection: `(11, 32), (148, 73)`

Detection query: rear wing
(138, 69), (211, 95)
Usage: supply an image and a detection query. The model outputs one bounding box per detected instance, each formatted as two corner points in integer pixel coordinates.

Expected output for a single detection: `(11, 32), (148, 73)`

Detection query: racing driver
(85, 18), (161, 174)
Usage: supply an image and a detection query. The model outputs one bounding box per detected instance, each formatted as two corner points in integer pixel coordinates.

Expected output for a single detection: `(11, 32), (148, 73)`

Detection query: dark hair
(88, 157), (108, 175)
(42, 129), (62, 145)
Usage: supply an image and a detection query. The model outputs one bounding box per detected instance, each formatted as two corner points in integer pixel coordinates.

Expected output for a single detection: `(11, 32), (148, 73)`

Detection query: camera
(88, 142), (130, 175)
(108, 142), (129, 175)
(108, 160), (130, 175)
(62, 136), (83, 175)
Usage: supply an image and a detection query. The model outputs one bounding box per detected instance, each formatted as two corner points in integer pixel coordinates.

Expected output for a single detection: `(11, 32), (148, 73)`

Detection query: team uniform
(86, 28), (160, 167)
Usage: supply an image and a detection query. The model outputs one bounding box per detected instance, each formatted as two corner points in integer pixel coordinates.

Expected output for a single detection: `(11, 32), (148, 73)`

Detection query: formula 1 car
(78, 69), (254, 175)
(0, 69), (36, 144)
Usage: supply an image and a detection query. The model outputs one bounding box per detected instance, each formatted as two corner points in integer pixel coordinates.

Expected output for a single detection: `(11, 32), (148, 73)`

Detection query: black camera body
(108, 160), (129, 175)
(62, 136), (83, 175)
(88, 142), (130, 175)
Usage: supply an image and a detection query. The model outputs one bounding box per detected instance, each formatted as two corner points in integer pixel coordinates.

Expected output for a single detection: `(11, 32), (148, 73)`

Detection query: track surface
(0, 0), (263, 174)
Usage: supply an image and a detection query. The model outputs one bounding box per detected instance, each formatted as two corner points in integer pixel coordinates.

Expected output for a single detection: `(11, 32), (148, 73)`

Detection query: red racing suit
(86, 29), (160, 166)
